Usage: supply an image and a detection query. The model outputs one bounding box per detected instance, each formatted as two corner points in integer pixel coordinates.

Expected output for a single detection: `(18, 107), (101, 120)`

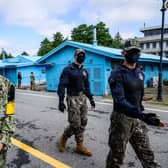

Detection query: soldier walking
(17, 72), (22, 89)
(0, 76), (15, 167)
(57, 48), (95, 156)
(30, 72), (35, 90)
(106, 41), (164, 168)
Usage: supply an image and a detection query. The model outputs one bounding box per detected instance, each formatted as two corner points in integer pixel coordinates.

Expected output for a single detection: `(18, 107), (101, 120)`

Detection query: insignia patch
(139, 73), (143, 80)
(83, 70), (87, 77)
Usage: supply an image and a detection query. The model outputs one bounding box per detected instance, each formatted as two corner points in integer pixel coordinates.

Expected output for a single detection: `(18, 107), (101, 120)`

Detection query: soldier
(57, 48), (95, 156)
(30, 72), (35, 90)
(0, 75), (15, 167)
(106, 41), (164, 168)
(17, 72), (22, 89)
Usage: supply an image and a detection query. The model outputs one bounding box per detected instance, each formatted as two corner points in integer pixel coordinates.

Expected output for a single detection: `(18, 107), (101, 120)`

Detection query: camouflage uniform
(57, 49), (95, 156)
(30, 73), (35, 90)
(0, 76), (15, 168)
(106, 42), (162, 168)
(106, 111), (160, 168)
(107, 60), (161, 167)
(63, 95), (88, 143)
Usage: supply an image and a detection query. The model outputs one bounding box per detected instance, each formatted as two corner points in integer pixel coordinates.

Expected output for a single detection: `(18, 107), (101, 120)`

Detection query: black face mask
(76, 53), (85, 64)
(125, 53), (140, 64)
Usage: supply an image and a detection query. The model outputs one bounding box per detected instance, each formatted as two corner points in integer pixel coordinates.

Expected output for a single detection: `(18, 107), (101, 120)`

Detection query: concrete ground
(6, 89), (168, 168)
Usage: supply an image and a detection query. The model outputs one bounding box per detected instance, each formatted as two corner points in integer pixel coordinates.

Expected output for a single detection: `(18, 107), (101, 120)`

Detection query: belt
(69, 91), (84, 96)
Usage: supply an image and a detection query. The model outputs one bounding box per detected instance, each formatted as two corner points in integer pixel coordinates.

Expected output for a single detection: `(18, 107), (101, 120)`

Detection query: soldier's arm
(0, 82), (15, 147)
(83, 70), (95, 108)
(57, 67), (69, 102)
(108, 71), (143, 119)
(0, 115), (15, 147)
(84, 70), (93, 100)
(140, 71), (145, 111)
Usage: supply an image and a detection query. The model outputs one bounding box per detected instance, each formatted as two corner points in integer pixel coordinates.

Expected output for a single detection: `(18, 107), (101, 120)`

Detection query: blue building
(0, 55), (46, 86)
(37, 41), (168, 96)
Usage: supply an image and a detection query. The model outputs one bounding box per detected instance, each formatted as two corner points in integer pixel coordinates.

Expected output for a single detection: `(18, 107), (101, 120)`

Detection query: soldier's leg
(130, 122), (160, 168)
(79, 96), (88, 139)
(30, 82), (32, 90)
(65, 96), (81, 141)
(0, 150), (7, 168)
(32, 82), (35, 90)
(58, 96), (81, 152)
(74, 96), (92, 156)
(106, 112), (132, 168)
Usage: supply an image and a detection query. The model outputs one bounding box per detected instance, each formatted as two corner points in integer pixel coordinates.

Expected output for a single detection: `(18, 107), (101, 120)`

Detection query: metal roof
(20, 55), (41, 62)
(2, 55), (41, 63)
(0, 55), (42, 68)
(37, 40), (168, 64)
(140, 25), (168, 32)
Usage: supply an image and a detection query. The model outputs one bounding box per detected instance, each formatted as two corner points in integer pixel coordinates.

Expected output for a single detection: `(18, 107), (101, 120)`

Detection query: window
(152, 42), (156, 48)
(150, 65), (154, 72)
(146, 43), (150, 49)
(165, 52), (168, 58)
(166, 41), (168, 47)
(140, 43), (144, 49)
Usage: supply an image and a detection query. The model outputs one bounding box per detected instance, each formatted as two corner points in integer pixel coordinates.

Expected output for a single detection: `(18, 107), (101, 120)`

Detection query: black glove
(58, 102), (66, 113)
(90, 99), (95, 108)
(141, 113), (160, 126)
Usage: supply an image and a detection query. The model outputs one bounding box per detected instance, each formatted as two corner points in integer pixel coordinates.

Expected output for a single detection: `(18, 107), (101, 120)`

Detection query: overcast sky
(0, 0), (168, 56)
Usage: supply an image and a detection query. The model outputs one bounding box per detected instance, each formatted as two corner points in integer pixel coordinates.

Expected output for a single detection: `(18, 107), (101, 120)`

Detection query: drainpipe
(1, 48), (6, 77)
(93, 26), (97, 47)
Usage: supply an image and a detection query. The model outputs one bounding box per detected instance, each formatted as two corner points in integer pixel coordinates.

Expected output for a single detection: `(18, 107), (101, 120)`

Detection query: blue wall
(0, 66), (45, 86)
(5, 68), (17, 84)
(41, 45), (168, 96)
(16, 66), (45, 86)
(44, 46), (106, 95)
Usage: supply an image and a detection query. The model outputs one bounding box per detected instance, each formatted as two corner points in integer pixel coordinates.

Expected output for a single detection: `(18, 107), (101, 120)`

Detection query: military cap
(124, 40), (141, 52)
(74, 48), (85, 56)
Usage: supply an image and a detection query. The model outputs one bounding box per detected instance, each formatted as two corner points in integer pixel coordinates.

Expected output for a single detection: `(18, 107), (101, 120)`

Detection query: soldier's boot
(57, 135), (67, 152)
(75, 142), (92, 156)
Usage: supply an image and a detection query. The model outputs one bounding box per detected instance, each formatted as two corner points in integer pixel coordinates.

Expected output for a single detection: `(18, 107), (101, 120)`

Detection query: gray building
(138, 25), (168, 57)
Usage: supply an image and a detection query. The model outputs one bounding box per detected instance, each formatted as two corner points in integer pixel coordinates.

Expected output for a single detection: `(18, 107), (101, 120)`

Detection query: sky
(0, 0), (168, 56)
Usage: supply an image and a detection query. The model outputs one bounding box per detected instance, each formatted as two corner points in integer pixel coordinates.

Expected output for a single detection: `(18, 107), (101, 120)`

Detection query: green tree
(7, 53), (13, 58)
(52, 32), (64, 48)
(96, 22), (113, 47)
(37, 38), (53, 56)
(21, 51), (29, 56)
(0, 51), (13, 59)
(71, 22), (123, 48)
(71, 24), (92, 43)
(112, 32), (123, 49)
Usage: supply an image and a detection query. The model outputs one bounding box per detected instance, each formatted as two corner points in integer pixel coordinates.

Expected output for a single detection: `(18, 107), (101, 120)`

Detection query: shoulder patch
(83, 70), (87, 77)
(138, 72), (144, 80)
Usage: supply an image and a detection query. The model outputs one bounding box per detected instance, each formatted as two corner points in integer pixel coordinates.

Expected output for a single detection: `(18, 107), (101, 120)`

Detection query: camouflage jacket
(0, 76), (15, 149)
(30, 74), (35, 82)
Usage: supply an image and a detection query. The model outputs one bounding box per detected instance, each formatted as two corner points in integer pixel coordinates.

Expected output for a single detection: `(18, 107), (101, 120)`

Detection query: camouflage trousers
(63, 95), (88, 143)
(106, 111), (160, 168)
(30, 81), (35, 90)
(0, 149), (7, 168)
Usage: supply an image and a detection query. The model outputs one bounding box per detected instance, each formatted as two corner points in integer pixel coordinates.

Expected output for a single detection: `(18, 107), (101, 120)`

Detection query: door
(85, 65), (103, 96)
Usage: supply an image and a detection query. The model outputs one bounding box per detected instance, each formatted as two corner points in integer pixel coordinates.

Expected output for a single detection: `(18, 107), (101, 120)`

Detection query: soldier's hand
(58, 102), (66, 113)
(0, 143), (3, 151)
(142, 113), (165, 127)
(90, 99), (95, 109)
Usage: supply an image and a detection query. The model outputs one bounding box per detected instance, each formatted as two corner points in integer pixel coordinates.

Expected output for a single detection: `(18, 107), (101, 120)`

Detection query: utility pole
(157, 0), (168, 101)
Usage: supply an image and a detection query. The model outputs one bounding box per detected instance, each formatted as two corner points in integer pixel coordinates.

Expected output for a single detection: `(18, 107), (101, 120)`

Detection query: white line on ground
(17, 92), (168, 113)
